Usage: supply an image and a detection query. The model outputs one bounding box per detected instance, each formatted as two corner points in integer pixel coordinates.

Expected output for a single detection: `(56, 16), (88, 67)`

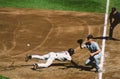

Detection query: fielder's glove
(77, 39), (83, 45)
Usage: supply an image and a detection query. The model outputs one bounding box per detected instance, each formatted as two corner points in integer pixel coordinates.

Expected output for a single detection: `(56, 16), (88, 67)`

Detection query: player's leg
(33, 52), (56, 69)
(25, 52), (51, 62)
(36, 56), (55, 68)
(85, 56), (94, 65)
(32, 54), (50, 60)
(85, 56), (96, 70)
(93, 53), (102, 72)
(109, 20), (119, 38)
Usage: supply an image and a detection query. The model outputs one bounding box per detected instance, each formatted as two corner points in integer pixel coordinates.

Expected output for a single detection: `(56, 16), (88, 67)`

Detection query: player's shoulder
(93, 41), (98, 43)
(92, 41), (97, 43)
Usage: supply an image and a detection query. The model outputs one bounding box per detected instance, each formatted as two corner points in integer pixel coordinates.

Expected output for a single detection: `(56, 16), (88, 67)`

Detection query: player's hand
(90, 53), (95, 56)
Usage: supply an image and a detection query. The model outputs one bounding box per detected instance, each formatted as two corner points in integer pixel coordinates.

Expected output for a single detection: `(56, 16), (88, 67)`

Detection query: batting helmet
(87, 34), (93, 40)
(68, 48), (74, 56)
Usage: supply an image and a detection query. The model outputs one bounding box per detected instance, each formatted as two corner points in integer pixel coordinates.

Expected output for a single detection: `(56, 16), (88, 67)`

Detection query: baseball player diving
(25, 48), (75, 70)
(76, 35), (101, 72)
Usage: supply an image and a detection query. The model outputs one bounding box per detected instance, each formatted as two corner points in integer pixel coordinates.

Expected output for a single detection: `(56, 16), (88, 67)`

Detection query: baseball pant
(32, 52), (56, 67)
(85, 53), (102, 70)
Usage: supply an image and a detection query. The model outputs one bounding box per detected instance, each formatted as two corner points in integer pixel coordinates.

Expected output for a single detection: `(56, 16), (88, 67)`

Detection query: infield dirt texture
(0, 8), (120, 79)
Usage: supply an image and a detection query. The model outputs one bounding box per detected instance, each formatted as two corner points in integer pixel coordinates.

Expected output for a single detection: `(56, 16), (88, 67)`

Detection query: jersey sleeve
(82, 42), (87, 48)
(67, 56), (72, 61)
(66, 55), (72, 61)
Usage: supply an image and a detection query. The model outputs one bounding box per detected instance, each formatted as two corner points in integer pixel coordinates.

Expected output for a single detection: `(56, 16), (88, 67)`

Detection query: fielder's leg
(93, 53), (102, 72)
(85, 56), (94, 66)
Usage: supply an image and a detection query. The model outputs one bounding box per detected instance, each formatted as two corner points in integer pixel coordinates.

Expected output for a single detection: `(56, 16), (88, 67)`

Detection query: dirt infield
(0, 8), (120, 79)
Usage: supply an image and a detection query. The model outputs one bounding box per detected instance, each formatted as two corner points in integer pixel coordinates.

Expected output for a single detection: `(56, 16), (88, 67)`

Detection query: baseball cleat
(95, 69), (102, 73)
(25, 54), (31, 62)
(33, 63), (38, 70)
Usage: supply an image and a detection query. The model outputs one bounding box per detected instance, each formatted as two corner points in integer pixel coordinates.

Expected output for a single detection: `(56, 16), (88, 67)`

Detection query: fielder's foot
(33, 63), (38, 70)
(25, 54), (31, 62)
(95, 69), (102, 73)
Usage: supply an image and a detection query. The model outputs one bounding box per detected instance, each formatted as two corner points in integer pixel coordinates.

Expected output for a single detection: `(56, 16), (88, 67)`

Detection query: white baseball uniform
(31, 51), (72, 68)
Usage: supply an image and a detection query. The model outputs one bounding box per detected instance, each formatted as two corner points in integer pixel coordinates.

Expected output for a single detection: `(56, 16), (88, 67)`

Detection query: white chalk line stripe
(98, 0), (110, 79)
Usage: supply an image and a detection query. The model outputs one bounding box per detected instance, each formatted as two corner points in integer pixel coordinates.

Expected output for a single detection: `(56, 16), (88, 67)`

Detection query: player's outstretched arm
(70, 60), (79, 68)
